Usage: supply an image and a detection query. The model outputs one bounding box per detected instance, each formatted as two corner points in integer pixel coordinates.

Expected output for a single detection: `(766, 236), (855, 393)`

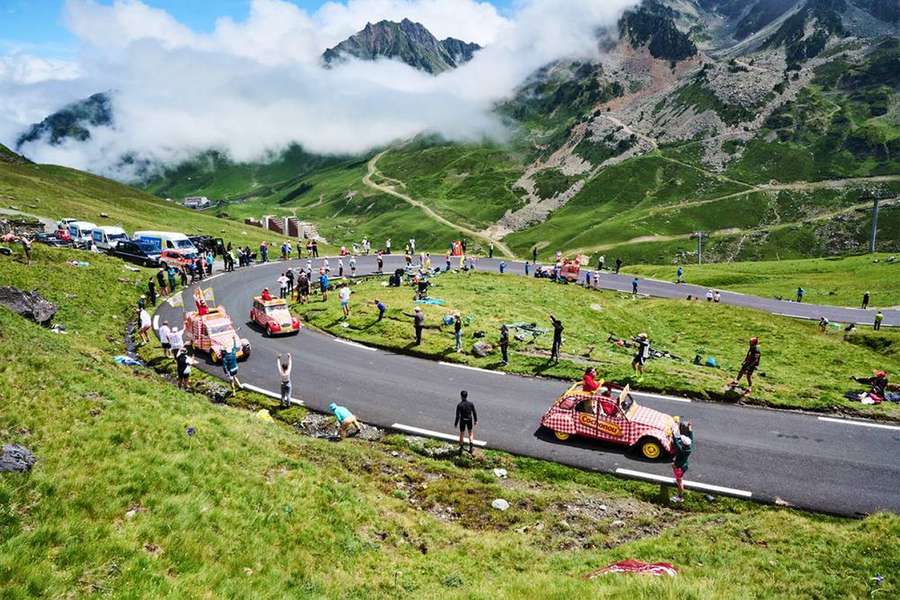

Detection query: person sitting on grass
(851, 370), (895, 403)
(582, 367), (600, 392)
(671, 420), (693, 503)
(329, 402), (360, 438)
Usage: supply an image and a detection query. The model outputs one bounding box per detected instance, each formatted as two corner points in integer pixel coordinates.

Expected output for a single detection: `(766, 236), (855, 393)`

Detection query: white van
(67, 221), (96, 248)
(91, 226), (130, 250)
(133, 231), (199, 255)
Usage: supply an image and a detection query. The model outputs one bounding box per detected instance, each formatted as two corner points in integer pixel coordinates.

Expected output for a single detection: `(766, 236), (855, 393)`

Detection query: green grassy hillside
(0, 146), (296, 248)
(2, 244), (899, 598)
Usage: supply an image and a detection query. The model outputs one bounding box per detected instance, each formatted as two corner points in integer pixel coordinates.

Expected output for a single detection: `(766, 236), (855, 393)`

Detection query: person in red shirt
(261, 288), (273, 301)
(582, 367), (600, 392)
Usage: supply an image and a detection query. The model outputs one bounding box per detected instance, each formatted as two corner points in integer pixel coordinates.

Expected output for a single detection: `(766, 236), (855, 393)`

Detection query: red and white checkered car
(541, 382), (676, 460)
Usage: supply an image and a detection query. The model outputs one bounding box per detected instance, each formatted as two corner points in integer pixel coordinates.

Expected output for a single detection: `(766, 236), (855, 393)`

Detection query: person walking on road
(339, 284), (351, 319)
(412, 307), (425, 345)
(329, 402), (360, 438)
(632, 333), (650, 380)
(549, 314), (564, 363)
(524, 261), (530, 276)
(222, 338), (243, 394)
(671, 420), (693, 503)
(489, 241), (494, 258)
(796, 287), (804, 303)
(453, 313), (463, 352)
(376, 252), (384, 274)
(277, 353), (292, 408)
(499, 324), (509, 365)
(349, 256), (357, 277)
(874, 310), (884, 331)
(454, 390), (478, 454)
(862, 291), (870, 310)
(632, 277), (639, 297)
(614, 257), (622, 274)
(731, 337), (761, 394)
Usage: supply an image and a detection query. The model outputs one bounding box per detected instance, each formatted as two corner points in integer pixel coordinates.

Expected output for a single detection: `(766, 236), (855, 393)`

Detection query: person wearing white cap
(413, 306), (424, 345)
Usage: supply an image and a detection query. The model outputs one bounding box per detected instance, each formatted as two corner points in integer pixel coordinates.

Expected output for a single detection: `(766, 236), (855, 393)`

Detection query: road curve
(155, 255), (900, 517)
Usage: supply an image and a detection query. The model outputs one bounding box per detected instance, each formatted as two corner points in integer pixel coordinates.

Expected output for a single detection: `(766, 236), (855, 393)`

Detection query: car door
(596, 399), (627, 442)
(574, 398), (598, 438)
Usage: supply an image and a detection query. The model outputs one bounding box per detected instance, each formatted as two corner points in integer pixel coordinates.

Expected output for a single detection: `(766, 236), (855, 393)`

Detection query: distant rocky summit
(322, 18), (481, 74)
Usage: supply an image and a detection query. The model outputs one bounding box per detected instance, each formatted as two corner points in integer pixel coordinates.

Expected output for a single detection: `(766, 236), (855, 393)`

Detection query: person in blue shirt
(329, 402), (360, 438)
(524, 261), (530, 276)
(796, 287), (804, 302)
(499, 261), (506, 274)
(222, 338), (242, 394)
(632, 277), (639, 296)
(373, 299), (386, 322)
(319, 270), (330, 301)
(676, 266), (684, 284)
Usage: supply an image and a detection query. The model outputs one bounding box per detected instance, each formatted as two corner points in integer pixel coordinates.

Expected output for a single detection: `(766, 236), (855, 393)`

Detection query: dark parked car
(33, 232), (71, 247)
(189, 235), (226, 257)
(109, 239), (162, 267)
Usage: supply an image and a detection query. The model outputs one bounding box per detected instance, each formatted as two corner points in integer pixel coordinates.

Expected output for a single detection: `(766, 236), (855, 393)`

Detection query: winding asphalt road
(155, 255), (900, 517)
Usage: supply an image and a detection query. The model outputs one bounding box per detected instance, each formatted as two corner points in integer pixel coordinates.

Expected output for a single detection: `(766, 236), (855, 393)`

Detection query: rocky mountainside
(15, 92), (112, 151)
(322, 18), (481, 74)
(0, 143), (31, 165)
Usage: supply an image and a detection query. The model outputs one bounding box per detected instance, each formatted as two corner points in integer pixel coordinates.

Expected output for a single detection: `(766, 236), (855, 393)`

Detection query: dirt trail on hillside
(362, 151), (514, 257)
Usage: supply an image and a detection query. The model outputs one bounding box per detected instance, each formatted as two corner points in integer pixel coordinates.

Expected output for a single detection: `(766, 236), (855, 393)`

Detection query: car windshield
(619, 393), (635, 416)
(206, 322), (234, 335)
(175, 239), (195, 250)
(108, 233), (127, 241)
(265, 306), (290, 318)
(134, 240), (158, 253)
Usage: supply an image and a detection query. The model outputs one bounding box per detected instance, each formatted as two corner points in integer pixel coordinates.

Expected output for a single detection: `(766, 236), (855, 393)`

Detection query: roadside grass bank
(2, 247), (899, 598)
(294, 271), (900, 419)
(629, 253), (900, 308)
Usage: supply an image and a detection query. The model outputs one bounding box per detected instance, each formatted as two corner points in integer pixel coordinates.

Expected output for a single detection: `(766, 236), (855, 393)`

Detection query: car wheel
(639, 438), (662, 460)
(210, 350), (220, 363)
(553, 430), (571, 441)
(264, 325), (272, 337)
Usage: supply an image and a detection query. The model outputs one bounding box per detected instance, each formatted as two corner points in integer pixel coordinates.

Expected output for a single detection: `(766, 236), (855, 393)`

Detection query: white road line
(817, 417), (900, 432)
(615, 468), (752, 498)
(242, 383), (304, 407)
(438, 362), (507, 376)
(333, 338), (377, 352)
(615, 390), (691, 403)
(391, 423), (487, 447)
(206, 273), (223, 281)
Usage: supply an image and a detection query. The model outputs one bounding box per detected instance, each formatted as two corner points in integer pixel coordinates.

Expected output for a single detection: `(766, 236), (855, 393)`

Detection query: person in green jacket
(222, 338), (242, 394)
(671, 420), (693, 503)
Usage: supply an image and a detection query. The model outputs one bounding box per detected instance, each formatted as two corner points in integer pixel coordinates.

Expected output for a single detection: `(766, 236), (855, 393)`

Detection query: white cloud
(4, 0), (637, 178)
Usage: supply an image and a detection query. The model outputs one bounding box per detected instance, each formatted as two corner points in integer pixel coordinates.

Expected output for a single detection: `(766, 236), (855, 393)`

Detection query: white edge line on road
(333, 338), (377, 352)
(817, 416), (900, 432)
(438, 361), (507, 376)
(242, 383), (304, 407)
(391, 423), (487, 447)
(613, 390), (691, 403)
(615, 468), (752, 498)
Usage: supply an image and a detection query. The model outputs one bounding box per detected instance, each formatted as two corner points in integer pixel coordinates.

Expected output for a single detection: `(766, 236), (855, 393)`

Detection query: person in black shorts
(454, 390), (478, 454)
(731, 337), (761, 394)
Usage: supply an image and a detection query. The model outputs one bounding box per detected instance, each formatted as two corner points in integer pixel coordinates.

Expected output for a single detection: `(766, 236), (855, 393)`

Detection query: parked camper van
(67, 221), (96, 248)
(91, 226), (129, 250)
(132, 231), (199, 256)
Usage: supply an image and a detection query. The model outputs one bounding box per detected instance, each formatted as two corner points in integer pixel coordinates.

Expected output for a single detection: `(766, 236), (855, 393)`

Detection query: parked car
(159, 248), (196, 269)
(54, 227), (72, 243)
(91, 226), (129, 250)
(184, 306), (251, 363)
(108, 239), (162, 267)
(133, 230), (199, 255)
(33, 232), (70, 247)
(249, 296), (301, 336)
(66, 221), (96, 249)
(540, 383), (676, 460)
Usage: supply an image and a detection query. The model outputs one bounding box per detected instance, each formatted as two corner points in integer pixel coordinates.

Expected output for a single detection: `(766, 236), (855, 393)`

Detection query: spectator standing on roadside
(632, 277), (639, 296)
(874, 310), (884, 331)
(138, 307), (152, 344)
(499, 324), (509, 365)
(796, 286), (804, 303)
(286, 269), (294, 298)
(157, 268), (168, 296)
(413, 307), (424, 345)
(597, 255), (605, 271)
(297, 271), (310, 304)
(549, 314), (564, 363)
(222, 338), (243, 394)
(167, 267), (177, 294)
(147, 278), (157, 306)
(339, 284), (351, 319)
(175, 348), (191, 389)
(671, 420), (693, 503)
(158, 320), (172, 357)
(454, 390), (477, 454)
(632, 333), (650, 379)
(862, 291), (870, 310)
(453, 313), (463, 352)
(349, 256), (357, 277)
(489, 241), (494, 258)
(319, 269), (329, 301)
(615, 257), (622, 274)
(676, 266), (684, 284)
(277, 353), (292, 408)
(532, 246), (538, 263)
(730, 337), (761, 393)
